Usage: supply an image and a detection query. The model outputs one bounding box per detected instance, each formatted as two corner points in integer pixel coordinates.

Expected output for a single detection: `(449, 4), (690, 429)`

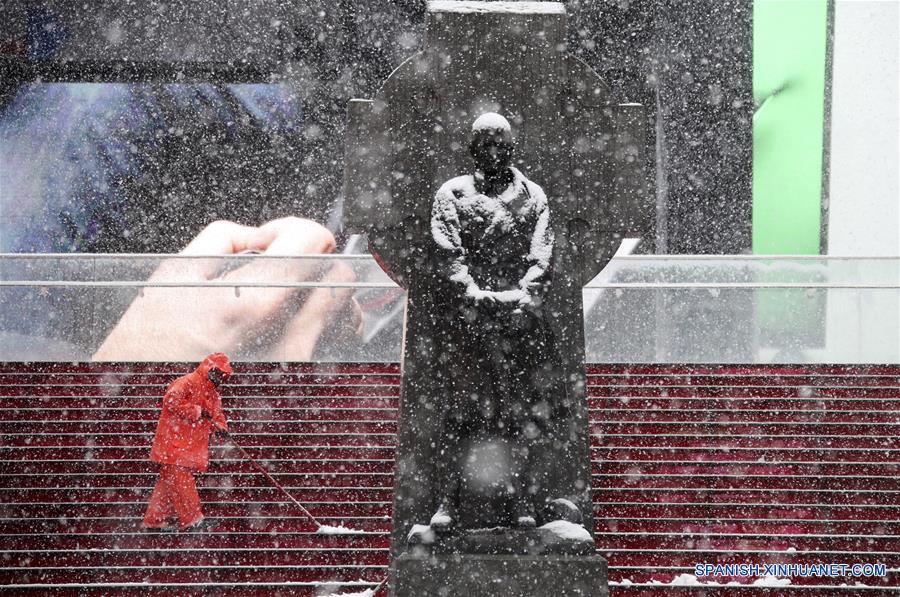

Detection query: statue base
(408, 524), (596, 556)
(391, 552), (608, 597)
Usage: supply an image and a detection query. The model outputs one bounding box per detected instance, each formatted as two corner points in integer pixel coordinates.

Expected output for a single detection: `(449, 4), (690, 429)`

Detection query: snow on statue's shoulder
(428, 1), (565, 15)
(436, 174), (476, 197)
(539, 520), (592, 542)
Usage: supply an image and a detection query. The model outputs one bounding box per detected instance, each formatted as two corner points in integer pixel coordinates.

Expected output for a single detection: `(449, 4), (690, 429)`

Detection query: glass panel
(1, 254), (896, 364)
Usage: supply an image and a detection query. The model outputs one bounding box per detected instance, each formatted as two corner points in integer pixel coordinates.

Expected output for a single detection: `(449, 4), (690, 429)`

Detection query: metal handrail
(0, 281), (897, 289)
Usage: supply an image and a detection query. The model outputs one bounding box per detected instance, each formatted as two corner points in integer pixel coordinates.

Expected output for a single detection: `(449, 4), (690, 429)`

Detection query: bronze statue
(424, 113), (585, 542)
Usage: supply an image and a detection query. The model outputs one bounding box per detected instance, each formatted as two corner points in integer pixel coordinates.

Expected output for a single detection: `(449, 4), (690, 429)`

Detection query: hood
(196, 352), (233, 380)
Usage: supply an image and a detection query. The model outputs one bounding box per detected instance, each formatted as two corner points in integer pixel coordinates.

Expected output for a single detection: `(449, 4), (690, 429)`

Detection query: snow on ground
(316, 524), (366, 535)
(752, 575), (792, 587)
(428, 1), (565, 15)
(660, 573), (707, 586)
(321, 590), (375, 597)
(639, 574), (779, 587)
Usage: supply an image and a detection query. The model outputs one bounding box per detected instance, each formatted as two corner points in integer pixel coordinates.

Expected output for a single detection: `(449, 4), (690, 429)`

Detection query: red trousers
(143, 464), (204, 529)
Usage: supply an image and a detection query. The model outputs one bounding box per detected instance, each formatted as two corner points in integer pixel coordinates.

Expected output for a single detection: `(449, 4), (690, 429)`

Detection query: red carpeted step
(596, 460), (900, 477)
(0, 547), (389, 569)
(585, 364), (900, 376)
(0, 501), (392, 519)
(607, 570), (899, 588)
(0, 472), (395, 490)
(0, 563), (388, 584)
(595, 503), (900, 521)
(594, 532), (900, 552)
(0, 516), (393, 534)
(589, 385), (900, 398)
(0, 487), (395, 503)
(591, 397), (900, 411)
(2, 458), (395, 475)
(0, 446), (398, 461)
(0, 383), (403, 397)
(597, 517), (900, 535)
(595, 487), (900, 506)
(593, 445), (900, 462)
(0, 432), (397, 447)
(593, 473), (899, 491)
(6, 383), (898, 398)
(596, 549), (900, 568)
(0, 406), (399, 422)
(594, 435), (898, 449)
(0, 420), (400, 434)
(12, 420), (900, 437)
(0, 397), (400, 410)
(590, 373), (895, 383)
(1, 531), (390, 550)
(1, 362), (898, 594)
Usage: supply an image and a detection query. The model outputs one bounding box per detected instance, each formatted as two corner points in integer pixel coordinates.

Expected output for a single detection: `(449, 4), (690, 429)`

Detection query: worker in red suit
(143, 353), (232, 531)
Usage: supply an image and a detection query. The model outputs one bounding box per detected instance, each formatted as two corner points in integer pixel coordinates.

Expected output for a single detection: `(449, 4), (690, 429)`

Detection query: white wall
(825, 0), (899, 363)
(828, 0), (899, 256)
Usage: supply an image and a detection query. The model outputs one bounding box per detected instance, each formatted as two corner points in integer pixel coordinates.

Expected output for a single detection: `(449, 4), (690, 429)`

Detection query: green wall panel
(753, 0), (829, 255)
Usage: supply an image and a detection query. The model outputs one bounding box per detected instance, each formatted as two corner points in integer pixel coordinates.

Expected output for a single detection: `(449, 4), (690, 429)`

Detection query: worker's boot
(142, 523), (177, 533)
(183, 516), (217, 532)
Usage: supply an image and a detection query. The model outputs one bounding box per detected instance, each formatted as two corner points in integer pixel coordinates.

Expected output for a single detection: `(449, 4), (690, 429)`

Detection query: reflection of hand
(93, 217), (361, 361)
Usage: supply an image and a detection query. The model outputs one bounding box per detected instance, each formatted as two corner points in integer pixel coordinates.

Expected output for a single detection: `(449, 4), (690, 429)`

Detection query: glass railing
(1, 254), (897, 363)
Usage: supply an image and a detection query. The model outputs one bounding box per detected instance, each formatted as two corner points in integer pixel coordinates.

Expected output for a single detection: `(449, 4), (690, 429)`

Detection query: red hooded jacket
(150, 353), (232, 472)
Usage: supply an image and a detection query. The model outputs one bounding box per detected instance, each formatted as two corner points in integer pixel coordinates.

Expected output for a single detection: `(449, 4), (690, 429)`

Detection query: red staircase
(1, 363), (898, 595)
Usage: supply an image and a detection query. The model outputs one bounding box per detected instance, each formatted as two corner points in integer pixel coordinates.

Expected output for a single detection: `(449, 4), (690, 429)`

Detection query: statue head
(469, 112), (513, 175)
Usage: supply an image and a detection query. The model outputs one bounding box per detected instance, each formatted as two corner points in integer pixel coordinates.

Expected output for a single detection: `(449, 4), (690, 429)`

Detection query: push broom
(224, 433), (387, 593)
(222, 431), (323, 530)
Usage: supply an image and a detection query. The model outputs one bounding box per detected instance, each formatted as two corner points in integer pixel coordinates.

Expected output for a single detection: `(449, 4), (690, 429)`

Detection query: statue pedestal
(391, 553), (608, 597)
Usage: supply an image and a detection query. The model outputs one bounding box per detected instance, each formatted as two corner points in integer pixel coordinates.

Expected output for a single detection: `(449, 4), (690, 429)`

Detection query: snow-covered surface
(752, 575), (792, 587)
(320, 590), (375, 597)
(431, 167), (552, 303)
(428, 1), (565, 15)
(407, 523), (436, 544)
(549, 497), (579, 513)
(664, 574), (706, 587)
(617, 573), (792, 588)
(316, 524), (366, 535)
(539, 520), (592, 542)
(472, 112), (511, 133)
(430, 511), (451, 526)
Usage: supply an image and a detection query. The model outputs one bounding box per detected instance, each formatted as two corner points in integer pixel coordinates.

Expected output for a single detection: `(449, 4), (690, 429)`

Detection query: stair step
(0, 362), (897, 594)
